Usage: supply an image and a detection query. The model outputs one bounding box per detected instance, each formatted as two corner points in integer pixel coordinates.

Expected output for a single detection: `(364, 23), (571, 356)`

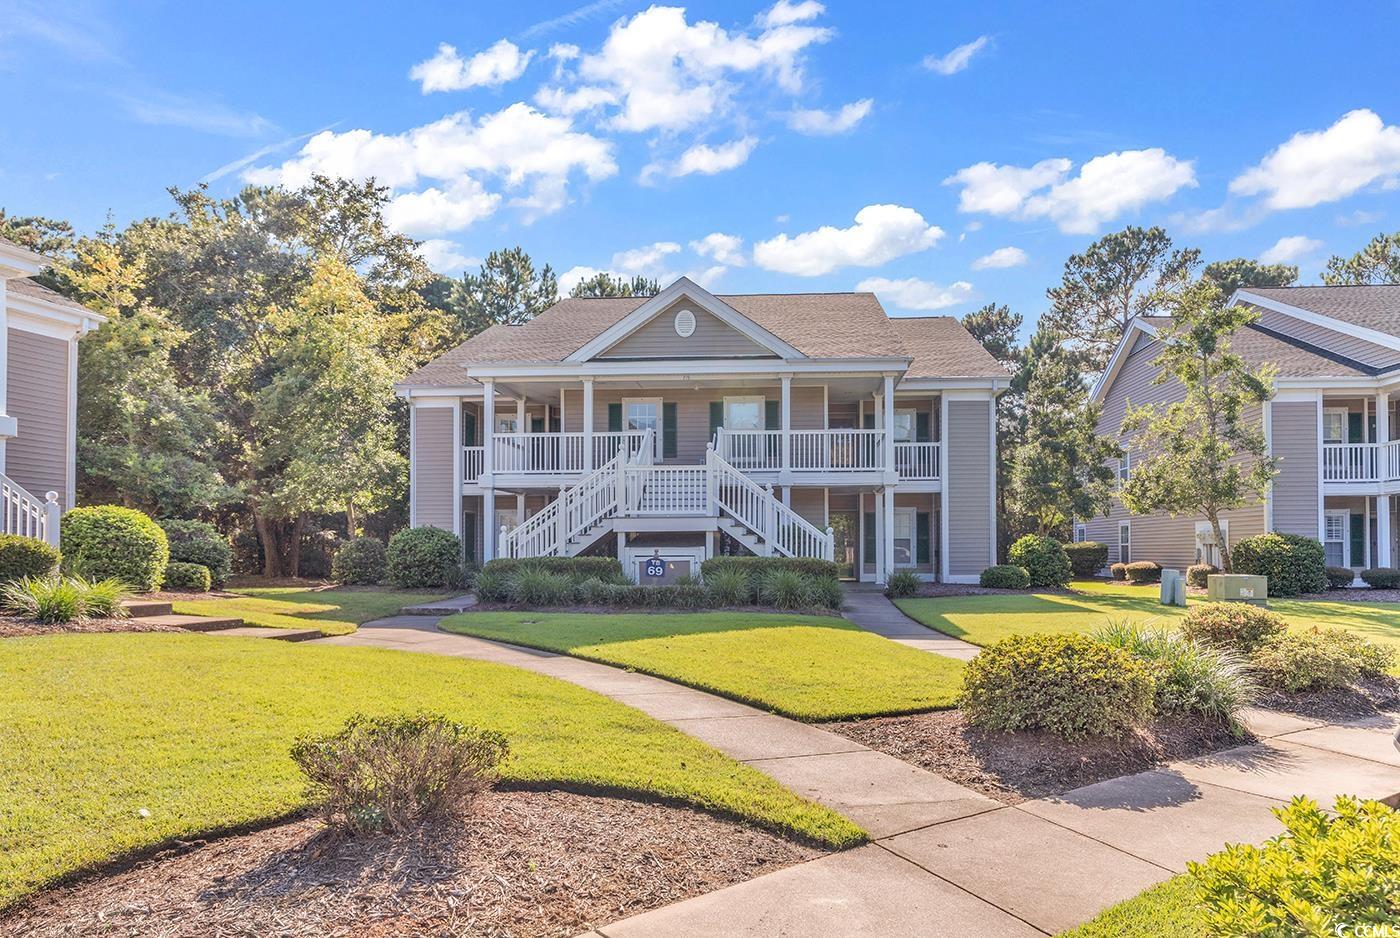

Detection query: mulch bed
(2, 789), (821, 937)
(1296, 588), (1400, 604)
(0, 616), (180, 639)
(1257, 673), (1400, 723)
(825, 710), (1252, 804)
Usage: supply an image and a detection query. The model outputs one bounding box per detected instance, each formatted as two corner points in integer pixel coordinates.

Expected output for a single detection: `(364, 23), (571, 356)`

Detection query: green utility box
(1206, 574), (1268, 606)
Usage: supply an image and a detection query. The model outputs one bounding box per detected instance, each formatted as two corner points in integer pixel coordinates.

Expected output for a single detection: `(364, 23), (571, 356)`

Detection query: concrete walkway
(840, 584), (981, 660)
(324, 617), (1400, 936)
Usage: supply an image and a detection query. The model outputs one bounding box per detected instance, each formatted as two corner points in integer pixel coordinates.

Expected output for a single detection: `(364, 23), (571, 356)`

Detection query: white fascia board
(897, 377), (1010, 393)
(0, 242), (50, 279)
(7, 293), (106, 335)
(465, 356), (912, 381)
(397, 385), (483, 399)
(1273, 376), (1390, 391)
(564, 276), (806, 362)
(1234, 290), (1400, 353)
(1089, 318), (1159, 405)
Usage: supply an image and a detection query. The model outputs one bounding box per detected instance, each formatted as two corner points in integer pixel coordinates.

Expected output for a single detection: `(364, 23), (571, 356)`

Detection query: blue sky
(3, 0), (1399, 333)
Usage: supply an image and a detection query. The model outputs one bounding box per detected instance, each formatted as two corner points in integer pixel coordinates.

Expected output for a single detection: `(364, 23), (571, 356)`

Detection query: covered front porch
(1323, 494), (1398, 572)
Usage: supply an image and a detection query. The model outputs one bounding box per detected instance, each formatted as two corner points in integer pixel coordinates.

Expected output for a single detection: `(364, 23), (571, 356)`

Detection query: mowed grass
(172, 586), (449, 636)
(897, 579), (1400, 660)
(440, 611), (965, 721)
(1059, 875), (1203, 937)
(0, 633), (861, 908)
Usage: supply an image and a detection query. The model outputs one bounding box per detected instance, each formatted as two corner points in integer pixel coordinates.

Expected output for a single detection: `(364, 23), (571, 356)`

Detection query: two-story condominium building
(399, 278), (1008, 583)
(1088, 284), (1400, 575)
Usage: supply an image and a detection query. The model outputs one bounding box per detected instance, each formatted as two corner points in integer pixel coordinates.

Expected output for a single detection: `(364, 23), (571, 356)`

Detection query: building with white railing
(0, 238), (105, 547)
(400, 278), (1008, 583)
(1088, 285), (1400, 576)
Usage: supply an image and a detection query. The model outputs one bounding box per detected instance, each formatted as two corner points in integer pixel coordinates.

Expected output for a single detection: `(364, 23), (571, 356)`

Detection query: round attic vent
(674, 308), (696, 337)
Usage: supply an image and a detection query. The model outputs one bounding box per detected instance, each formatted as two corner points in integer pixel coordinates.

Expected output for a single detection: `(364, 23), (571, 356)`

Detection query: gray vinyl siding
(1271, 399), (1321, 538)
(946, 399), (993, 577)
(1252, 308), (1400, 369)
(7, 328), (71, 507)
(599, 301), (775, 359)
(789, 486), (826, 529)
(591, 385), (824, 462)
(413, 406), (456, 530)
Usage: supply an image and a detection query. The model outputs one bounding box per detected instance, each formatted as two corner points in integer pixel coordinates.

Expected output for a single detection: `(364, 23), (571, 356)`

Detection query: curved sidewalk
(323, 616), (1400, 937)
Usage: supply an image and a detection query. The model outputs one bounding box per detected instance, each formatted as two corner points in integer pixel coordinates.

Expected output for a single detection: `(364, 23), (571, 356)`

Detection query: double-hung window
(893, 507), (916, 566)
(892, 409), (916, 443)
(1118, 522), (1131, 564)
(1323, 408), (1348, 445)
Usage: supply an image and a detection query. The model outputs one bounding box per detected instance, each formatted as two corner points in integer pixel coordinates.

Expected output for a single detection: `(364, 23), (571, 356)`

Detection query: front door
(624, 398), (662, 460)
(830, 511), (857, 579)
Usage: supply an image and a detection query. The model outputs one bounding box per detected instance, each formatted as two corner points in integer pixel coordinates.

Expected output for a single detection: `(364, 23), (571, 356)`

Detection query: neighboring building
(1088, 284), (1400, 574)
(399, 278), (1007, 583)
(0, 237), (105, 544)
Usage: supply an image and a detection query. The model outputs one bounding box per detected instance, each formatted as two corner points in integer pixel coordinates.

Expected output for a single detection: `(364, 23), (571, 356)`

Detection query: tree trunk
(253, 511), (306, 578)
(346, 501), (358, 539)
(1209, 512), (1232, 573)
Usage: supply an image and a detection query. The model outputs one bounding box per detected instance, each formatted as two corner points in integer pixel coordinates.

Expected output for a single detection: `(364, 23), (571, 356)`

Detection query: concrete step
(131, 613), (244, 632)
(401, 594), (477, 615)
(201, 626), (321, 642)
(121, 599), (173, 617)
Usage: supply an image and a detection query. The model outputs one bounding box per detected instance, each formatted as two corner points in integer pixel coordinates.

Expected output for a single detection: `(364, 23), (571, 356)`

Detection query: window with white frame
(496, 415), (519, 434)
(1073, 522), (1088, 543)
(724, 396), (764, 430)
(1118, 522), (1131, 564)
(893, 507), (916, 566)
(1324, 511), (1348, 567)
(1195, 519), (1229, 567)
(893, 409), (916, 443)
(1323, 408), (1348, 445)
(1118, 451), (1131, 483)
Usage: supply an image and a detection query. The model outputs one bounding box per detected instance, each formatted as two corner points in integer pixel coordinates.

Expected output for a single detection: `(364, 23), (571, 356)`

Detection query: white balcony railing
(477, 431), (646, 478)
(790, 429), (885, 471)
(718, 429), (782, 469)
(1324, 442), (1381, 482)
(895, 442), (941, 480)
(464, 446), (484, 482)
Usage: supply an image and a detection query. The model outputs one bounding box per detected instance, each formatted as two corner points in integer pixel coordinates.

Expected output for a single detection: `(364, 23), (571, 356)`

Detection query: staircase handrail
(707, 446), (832, 559)
(0, 474), (58, 545)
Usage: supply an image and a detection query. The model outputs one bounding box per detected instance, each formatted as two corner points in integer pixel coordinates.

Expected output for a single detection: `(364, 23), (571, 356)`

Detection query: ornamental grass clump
(884, 570), (921, 599)
(0, 575), (132, 624)
(509, 567), (573, 607)
(291, 713), (508, 835)
(703, 567), (752, 606)
(758, 568), (812, 609)
(1094, 620), (1254, 728)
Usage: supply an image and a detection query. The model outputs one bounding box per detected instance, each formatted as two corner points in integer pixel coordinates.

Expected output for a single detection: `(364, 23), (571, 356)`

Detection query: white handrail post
(44, 492), (61, 547)
(556, 484), (568, 556)
(499, 523), (510, 559)
(763, 483), (776, 556)
(706, 444), (719, 516)
(825, 525), (834, 562)
(780, 375), (792, 478)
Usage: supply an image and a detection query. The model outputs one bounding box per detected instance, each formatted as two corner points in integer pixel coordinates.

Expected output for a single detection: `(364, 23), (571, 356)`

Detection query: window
(1323, 408), (1348, 445)
(1118, 522), (1131, 564)
(893, 409), (916, 443)
(1073, 522), (1088, 543)
(1195, 520), (1229, 567)
(496, 415), (518, 434)
(893, 508), (916, 566)
(624, 398), (662, 458)
(1324, 511), (1348, 567)
(724, 396), (764, 430)
(1118, 451), (1131, 483)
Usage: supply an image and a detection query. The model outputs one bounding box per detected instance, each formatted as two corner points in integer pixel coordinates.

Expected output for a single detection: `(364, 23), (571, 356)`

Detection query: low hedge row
(698, 556), (840, 581)
(476, 562), (841, 610)
(482, 556), (629, 584)
(980, 565), (1030, 589)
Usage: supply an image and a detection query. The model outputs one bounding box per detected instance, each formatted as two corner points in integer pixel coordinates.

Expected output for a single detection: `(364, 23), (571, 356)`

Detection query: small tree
(1322, 231), (1400, 285)
(1119, 281), (1276, 571)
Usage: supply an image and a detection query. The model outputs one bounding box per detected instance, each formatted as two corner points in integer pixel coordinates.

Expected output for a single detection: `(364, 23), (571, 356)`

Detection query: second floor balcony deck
(1322, 441), (1400, 486)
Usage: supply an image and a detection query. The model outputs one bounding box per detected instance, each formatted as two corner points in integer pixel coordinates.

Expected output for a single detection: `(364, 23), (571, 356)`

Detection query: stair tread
(201, 626), (320, 642)
(131, 613), (244, 632)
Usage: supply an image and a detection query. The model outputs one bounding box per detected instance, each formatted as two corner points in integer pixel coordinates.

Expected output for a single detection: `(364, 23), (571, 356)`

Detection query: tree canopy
(569, 272), (661, 298)
(1202, 257), (1298, 296)
(1323, 232), (1400, 285)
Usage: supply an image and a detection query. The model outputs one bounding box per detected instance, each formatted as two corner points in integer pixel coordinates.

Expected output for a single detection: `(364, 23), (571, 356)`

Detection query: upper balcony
(1322, 441), (1400, 486)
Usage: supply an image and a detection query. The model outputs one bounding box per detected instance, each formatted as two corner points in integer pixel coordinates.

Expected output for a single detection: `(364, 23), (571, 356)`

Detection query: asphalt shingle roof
(1140, 314), (1380, 378)
(6, 277), (93, 317)
(1241, 284), (1400, 337)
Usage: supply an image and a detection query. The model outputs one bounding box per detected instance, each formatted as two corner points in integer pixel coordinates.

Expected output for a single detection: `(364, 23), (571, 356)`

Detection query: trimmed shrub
(331, 537), (388, 586)
(759, 569), (812, 609)
(884, 570), (921, 599)
(299, 527), (340, 580)
(482, 556), (628, 585)
(1190, 796), (1400, 936)
(0, 534), (60, 584)
(959, 633), (1155, 739)
(0, 574), (132, 624)
(1110, 562), (1127, 581)
(1186, 563), (1218, 589)
(164, 561), (211, 592)
(1360, 567), (1400, 589)
(699, 556), (840, 582)
(1327, 565), (1358, 589)
(672, 575), (708, 609)
(61, 506), (169, 592)
(1063, 541), (1109, 578)
(1181, 602), (1286, 654)
(1095, 621), (1254, 726)
(572, 576), (611, 605)
(1252, 627), (1396, 692)
(159, 519), (232, 588)
(1232, 532), (1327, 596)
(704, 567), (752, 606)
(806, 576), (844, 610)
(386, 527), (462, 589)
(1123, 561), (1162, 584)
(291, 713), (508, 834)
(980, 565), (1030, 589)
(1007, 534), (1072, 588)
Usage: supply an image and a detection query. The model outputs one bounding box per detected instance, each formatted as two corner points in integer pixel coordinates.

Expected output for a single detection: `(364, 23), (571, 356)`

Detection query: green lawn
(172, 586), (448, 636)
(0, 633), (860, 908)
(897, 579), (1400, 656)
(1059, 875), (1202, 937)
(440, 611), (966, 721)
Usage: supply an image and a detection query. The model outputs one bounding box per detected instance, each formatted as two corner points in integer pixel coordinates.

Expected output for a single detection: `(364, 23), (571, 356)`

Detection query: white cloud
(558, 265), (615, 294)
(672, 137), (758, 177)
(384, 178), (501, 236)
(922, 36), (990, 75)
(971, 246), (1028, 270)
(417, 239), (479, 273)
(612, 241), (682, 276)
(687, 264), (728, 288)
(761, 0), (825, 27)
(856, 276), (974, 311)
(690, 232), (747, 266)
(787, 98), (872, 136)
(1258, 235), (1323, 265)
(945, 149), (1196, 234)
(116, 90), (273, 137)
(1230, 109), (1400, 210)
(410, 40), (535, 93)
(534, 84), (617, 115)
(753, 204), (945, 276)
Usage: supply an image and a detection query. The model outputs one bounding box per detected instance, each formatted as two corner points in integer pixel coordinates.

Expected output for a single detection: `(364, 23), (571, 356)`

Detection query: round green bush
(979, 564), (1030, 589)
(1008, 534), (1072, 588)
(1252, 627), (1396, 692)
(386, 527), (463, 589)
(1124, 561), (1162, 584)
(1064, 541), (1109, 578)
(164, 561), (211, 592)
(1231, 533), (1327, 596)
(1326, 565), (1357, 589)
(1186, 563), (1219, 589)
(159, 519), (232, 588)
(1360, 567), (1400, 589)
(1110, 562), (1127, 581)
(959, 633), (1155, 739)
(1180, 602), (1286, 653)
(60, 506), (169, 592)
(0, 534), (59, 583)
(332, 537), (388, 585)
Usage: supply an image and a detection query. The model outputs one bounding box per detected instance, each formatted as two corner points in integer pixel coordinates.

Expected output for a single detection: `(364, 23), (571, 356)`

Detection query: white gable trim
(0, 242), (49, 280)
(1089, 318), (1159, 404)
(1232, 289), (1400, 354)
(565, 276), (805, 363)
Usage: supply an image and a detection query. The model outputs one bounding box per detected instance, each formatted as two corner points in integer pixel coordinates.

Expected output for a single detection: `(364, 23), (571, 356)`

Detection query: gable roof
(886, 316), (1011, 379)
(1240, 284), (1400, 338)
(7, 277), (95, 318)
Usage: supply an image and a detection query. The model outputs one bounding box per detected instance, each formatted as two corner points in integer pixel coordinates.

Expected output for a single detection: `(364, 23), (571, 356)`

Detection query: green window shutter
(709, 401), (724, 438)
(530, 416), (544, 433)
(462, 512), (477, 563)
(863, 512), (876, 566)
(915, 412), (931, 443)
(463, 411), (477, 446)
(1351, 513), (1365, 565)
(663, 402), (678, 458)
(607, 403), (622, 432)
(862, 412), (875, 430)
(1349, 412), (1363, 443)
(765, 400), (780, 429)
(917, 511), (931, 564)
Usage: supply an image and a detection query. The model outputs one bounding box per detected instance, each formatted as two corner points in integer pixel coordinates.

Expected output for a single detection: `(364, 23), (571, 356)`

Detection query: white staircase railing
(706, 446), (833, 560)
(0, 475), (59, 546)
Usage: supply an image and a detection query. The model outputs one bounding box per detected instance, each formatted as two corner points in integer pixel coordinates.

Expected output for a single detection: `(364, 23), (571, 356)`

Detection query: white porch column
(882, 486), (896, 584)
(883, 375), (896, 478)
(1365, 499), (1373, 569)
(481, 380), (496, 480)
(582, 378), (595, 472)
(516, 397), (526, 431)
(780, 375), (792, 476)
(481, 487), (496, 562)
(873, 491), (885, 584)
(1380, 391), (1393, 568)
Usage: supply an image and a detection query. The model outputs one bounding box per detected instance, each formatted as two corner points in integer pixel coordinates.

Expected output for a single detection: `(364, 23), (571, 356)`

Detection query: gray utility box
(1159, 569), (1186, 606)
(1206, 574), (1268, 606)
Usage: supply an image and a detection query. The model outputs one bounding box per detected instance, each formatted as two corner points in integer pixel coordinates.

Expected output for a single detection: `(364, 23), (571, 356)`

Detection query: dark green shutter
(862, 412), (875, 430)
(916, 511), (931, 564)
(462, 512), (477, 563)
(1349, 412), (1363, 443)
(1351, 514), (1365, 566)
(663, 402), (678, 458)
(863, 512), (876, 567)
(463, 411), (477, 446)
(607, 403), (622, 432)
(530, 416), (544, 433)
(709, 402), (724, 438)
(765, 400), (780, 429)
(915, 412), (931, 443)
